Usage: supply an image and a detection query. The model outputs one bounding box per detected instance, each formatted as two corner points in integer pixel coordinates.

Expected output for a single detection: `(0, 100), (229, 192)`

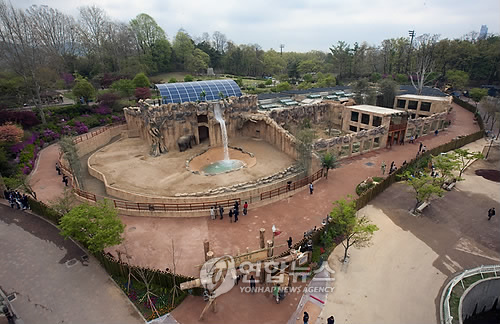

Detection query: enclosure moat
(188, 147), (256, 175)
(88, 136), (294, 197)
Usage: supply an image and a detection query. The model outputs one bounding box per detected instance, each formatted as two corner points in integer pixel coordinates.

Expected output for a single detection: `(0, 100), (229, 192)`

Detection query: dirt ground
(320, 145), (500, 324)
(89, 137), (294, 196)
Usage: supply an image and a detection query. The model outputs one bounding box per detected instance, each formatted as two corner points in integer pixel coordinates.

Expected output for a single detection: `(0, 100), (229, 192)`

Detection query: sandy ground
(320, 143), (500, 324)
(89, 137), (294, 196)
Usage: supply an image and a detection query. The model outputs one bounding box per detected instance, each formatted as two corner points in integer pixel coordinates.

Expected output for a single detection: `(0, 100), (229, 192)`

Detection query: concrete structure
(394, 94), (452, 118)
(460, 277), (500, 323)
(342, 105), (400, 133)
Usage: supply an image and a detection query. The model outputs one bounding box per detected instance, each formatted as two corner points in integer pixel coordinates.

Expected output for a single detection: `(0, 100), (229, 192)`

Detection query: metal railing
(72, 122), (126, 144)
(440, 264), (500, 324)
(260, 168), (323, 200)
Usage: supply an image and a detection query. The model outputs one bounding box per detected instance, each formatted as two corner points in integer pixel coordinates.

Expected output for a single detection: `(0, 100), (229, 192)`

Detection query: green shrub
(265, 79), (272, 86)
(257, 83), (266, 88)
(168, 78), (177, 83)
(184, 75), (194, 82)
(355, 176), (383, 196)
(28, 197), (62, 224)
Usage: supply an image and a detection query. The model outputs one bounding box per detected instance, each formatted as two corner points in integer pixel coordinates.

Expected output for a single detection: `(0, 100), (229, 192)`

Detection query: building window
(352, 142), (360, 153)
(420, 102), (431, 111)
(363, 140), (371, 151)
(349, 125), (358, 132)
(361, 113), (370, 125)
(373, 137), (380, 148)
(408, 100), (418, 110)
(411, 113), (416, 119)
(350, 111), (359, 122)
(396, 99), (406, 108)
(372, 116), (382, 127)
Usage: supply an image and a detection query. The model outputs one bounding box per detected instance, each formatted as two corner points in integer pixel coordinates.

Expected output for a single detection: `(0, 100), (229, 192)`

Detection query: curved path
(0, 204), (144, 324)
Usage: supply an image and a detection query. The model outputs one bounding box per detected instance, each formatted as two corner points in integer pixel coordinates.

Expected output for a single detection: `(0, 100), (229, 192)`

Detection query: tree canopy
(328, 198), (379, 261)
(60, 200), (125, 253)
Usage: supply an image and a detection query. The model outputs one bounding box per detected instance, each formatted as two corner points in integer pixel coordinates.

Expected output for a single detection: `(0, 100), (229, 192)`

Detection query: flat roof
(396, 94), (450, 102)
(348, 105), (402, 115)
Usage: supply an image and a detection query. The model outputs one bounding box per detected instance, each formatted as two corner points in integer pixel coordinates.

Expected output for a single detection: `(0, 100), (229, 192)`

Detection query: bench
(445, 182), (456, 191)
(416, 202), (430, 213)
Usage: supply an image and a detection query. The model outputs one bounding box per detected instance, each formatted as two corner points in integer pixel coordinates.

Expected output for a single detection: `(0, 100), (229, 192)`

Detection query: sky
(13, 0), (500, 52)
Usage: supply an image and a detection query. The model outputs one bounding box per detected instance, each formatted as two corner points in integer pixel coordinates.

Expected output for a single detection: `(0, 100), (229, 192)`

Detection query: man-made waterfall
(213, 103), (230, 161)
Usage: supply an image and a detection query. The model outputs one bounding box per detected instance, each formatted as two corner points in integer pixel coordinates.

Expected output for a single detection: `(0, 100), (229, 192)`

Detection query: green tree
(316, 74), (336, 87)
(445, 69), (469, 90)
(450, 149), (484, 178)
(378, 78), (399, 108)
(186, 48), (210, 73)
(172, 30), (194, 70)
(129, 13), (166, 54)
(274, 81), (291, 92)
(58, 136), (83, 189)
(431, 153), (460, 186)
(404, 172), (444, 211)
(329, 198), (379, 261)
(320, 152), (337, 179)
(60, 200), (125, 253)
(132, 72), (150, 88)
(296, 128), (315, 174)
(469, 88), (488, 109)
(72, 77), (95, 104)
(352, 78), (375, 105)
(111, 79), (135, 98)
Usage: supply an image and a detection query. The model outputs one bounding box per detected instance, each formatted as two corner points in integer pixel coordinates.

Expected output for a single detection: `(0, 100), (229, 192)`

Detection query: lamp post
(406, 30), (415, 74)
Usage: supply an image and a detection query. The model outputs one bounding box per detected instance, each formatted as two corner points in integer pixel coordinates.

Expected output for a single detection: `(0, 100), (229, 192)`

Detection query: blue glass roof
(156, 79), (242, 104)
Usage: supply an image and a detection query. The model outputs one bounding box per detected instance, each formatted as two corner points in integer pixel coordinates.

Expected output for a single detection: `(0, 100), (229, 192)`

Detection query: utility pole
(406, 30), (415, 74)
(280, 44), (285, 56)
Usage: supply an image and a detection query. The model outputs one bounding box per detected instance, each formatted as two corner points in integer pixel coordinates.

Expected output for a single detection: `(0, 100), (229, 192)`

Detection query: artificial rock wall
(124, 95), (259, 152)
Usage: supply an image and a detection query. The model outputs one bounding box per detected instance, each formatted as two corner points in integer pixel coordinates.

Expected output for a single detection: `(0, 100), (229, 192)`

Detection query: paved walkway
(0, 203), (144, 324)
(29, 143), (66, 203)
(27, 103), (482, 324)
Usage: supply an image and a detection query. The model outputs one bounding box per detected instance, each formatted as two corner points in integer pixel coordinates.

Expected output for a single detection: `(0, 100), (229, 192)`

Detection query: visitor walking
(434, 129), (439, 136)
(409, 135), (415, 144)
(399, 136), (404, 145)
(249, 275), (256, 293)
(229, 208), (233, 223)
(381, 161), (386, 175)
(219, 205), (224, 219)
(303, 311), (310, 324)
(243, 201), (248, 215)
(327, 315), (335, 324)
(55, 162), (61, 175)
(488, 207), (496, 221)
(210, 206), (216, 220)
(234, 207), (239, 222)
(287, 237), (293, 249)
(309, 183), (314, 194)
(422, 145), (427, 153)
(419, 142), (423, 152)
(62, 175), (69, 186)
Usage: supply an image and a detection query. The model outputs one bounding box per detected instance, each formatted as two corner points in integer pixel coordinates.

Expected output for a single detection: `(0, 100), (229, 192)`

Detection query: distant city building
(479, 25), (488, 40)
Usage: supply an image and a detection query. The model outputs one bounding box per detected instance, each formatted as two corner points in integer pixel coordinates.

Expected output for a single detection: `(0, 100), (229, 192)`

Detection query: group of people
(4, 189), (30, 210)
(56, 163), (69, 186)
(302, 311), (334, 324)
(210, 201), (248, 223)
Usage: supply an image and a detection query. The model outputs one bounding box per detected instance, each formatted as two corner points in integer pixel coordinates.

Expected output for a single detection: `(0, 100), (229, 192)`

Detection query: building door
(198, 126), (209, 143)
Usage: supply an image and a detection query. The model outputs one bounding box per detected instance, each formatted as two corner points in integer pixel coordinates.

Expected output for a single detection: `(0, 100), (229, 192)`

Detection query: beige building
(394, 94), (452, 118)
(342, 105), (402, 133)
